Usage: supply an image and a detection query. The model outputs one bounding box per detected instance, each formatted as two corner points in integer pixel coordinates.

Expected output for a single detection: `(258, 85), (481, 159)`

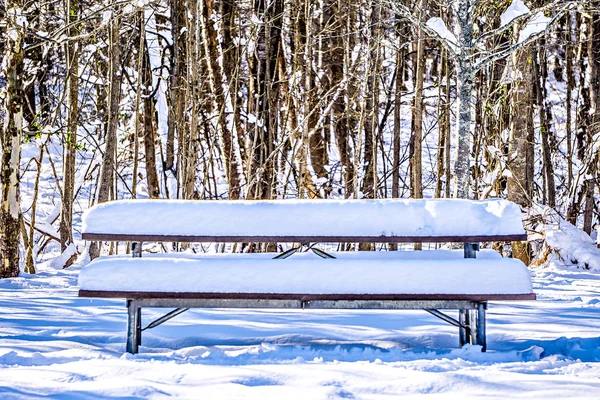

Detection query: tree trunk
(583, 13), (600, 234)
(90, 12), (122, 260)
(565, 13), (574, 191)
(142, 35), (160, 199)
(411, 1), (425, 200)
(1, 0), (24, 278)
(534, 43), (556, 208)
(508, 44), (534, 265)
(221, 0), (248, 184)
(453, 0), (475, 199)
(392, 33), (404, 199)
(436, 48), (451, 198)
(201, 0), (241, 199)
(246, 0), (281, 200)
(165, 0), (186, 172)
(59, 0), (79, 265)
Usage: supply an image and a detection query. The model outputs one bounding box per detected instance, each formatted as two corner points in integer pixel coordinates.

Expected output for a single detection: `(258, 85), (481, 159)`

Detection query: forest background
(0, 0), (598, 277)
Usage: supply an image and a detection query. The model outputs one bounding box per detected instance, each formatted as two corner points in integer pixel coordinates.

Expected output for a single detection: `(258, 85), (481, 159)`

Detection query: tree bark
(1, 0), (24, 278)
(411, 1), (425, 200)
(453, 0), (475, 199)
(392, 33), (404, 199)
(583, 13), (600, 235)
(200, 0), (241, 199)
(59, 0), (79, 264)
(165, 0), (186, 172)
(565, 13), (574, 192)
(90, 11), (122, 259)
(142, 35), (160, 199)
(508, 44), (534, 265)
(534, 43), (556, 208)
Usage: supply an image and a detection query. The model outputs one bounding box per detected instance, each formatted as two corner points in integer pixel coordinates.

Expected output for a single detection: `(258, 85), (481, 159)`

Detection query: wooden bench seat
(78, 198), (534, 354)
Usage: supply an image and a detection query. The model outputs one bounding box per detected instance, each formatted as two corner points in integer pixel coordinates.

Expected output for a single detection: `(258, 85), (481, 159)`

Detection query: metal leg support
(132, 242), (143, 258)
(476, 302), (487, 352)
(273, 247), (300, 259)
(459, 309), (468, 347)
(310, 247), (336, 259)
(126, 300), (139, 354)
(469, 309), (478, 345)
(463, 242), (480, 259)
(136, 307), (142, 346)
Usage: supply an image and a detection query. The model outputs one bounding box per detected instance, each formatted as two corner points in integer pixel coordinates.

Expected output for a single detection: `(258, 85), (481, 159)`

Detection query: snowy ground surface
(2, 262), (600, 399)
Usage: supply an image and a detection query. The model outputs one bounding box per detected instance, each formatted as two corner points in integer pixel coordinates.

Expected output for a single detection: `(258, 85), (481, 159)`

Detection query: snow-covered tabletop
(82, 198), (525, 239)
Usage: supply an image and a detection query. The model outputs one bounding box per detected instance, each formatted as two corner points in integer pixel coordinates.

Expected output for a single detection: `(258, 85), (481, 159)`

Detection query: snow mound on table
(78, 256), (533, 295)
(82, 198), (525, 238)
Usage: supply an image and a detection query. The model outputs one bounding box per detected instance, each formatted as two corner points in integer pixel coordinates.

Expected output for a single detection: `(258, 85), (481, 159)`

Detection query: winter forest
(0, 0), (599, 274)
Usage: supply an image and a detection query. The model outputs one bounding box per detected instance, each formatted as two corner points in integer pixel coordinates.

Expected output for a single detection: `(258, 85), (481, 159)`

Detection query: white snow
(2, 262), (600, 398)
(500, 0), (530, 27)
(82, 198), (525, 238)
(518, 12), (552, 44)
(426, 17), (459, 53)
(46, 243), (78, 269)
(78, 252), (533, 295)
(539, 208), (600, 271)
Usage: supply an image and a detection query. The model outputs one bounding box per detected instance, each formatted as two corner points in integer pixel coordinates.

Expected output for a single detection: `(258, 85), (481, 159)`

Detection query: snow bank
(536, 208), (600, 271)
(82, 198), (525, 238)
(78, 256), (533, 295)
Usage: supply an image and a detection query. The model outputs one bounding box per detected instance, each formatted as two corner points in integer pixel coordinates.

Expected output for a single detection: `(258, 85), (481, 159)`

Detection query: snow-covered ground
(1, 262), (600, 399)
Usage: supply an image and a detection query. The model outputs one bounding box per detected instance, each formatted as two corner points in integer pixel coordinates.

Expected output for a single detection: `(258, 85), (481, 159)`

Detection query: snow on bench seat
(78, 255), (534, 299)
(82, 198), (526, 242)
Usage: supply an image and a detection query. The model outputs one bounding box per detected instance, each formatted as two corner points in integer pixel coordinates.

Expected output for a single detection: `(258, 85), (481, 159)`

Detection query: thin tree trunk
(508, 43), (534, 265)
(392, 35), (404, 199)
(25, 142), (45, 274)
(567, 14), (589, 224)
(90, 12), (122, 260)
(221, 0), (247, 182)
(534, 43), (556, 208)
(165, 0), (186, 172)
(59, 0), (79, 265)
(200, 0), (241, 199)
(435, 48), (446, 198)
(142, 36), (160, 199)
(412, 1), (425, 200)
(132, 11), (145, 200)
(565, 13), (574, 192)
(583, 13), (600, 234)
(445, 57), (452, 198)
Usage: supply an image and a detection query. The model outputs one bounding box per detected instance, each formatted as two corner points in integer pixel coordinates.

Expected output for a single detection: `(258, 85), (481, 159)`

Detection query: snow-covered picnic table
(78, 198), (535, 354)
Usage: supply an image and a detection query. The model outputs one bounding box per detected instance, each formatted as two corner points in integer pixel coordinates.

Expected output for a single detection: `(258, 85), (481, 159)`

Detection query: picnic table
(78, 198), (535, 354)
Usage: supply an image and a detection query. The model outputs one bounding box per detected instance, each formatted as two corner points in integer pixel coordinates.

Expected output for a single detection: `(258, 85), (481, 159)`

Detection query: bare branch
(473, 5), (575, 72)
(380, 0), (459, 57)
(473, 0), (577, 47)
